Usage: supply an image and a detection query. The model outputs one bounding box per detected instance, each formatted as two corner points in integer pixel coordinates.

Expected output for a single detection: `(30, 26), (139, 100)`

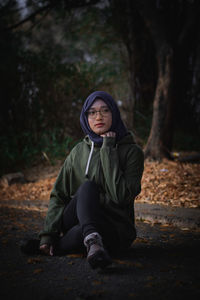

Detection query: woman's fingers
(40, 244), (53, 256)
(101, 131), (116, 137)
(50, 245), (54, 256)
(39, 244), (49, 255)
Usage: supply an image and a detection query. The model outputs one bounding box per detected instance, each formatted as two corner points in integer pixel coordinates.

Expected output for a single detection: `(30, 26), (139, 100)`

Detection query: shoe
(84, 232), (112, 269)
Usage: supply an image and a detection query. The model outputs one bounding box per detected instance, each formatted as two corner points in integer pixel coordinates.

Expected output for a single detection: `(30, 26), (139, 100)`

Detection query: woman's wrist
(100, 131), (116, 147)
(40, 235), (53, 247)
(101, 136), (116, 147)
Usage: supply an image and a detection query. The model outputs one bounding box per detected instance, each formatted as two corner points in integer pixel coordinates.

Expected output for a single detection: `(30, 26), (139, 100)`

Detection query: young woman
(39, 91), (144, 269)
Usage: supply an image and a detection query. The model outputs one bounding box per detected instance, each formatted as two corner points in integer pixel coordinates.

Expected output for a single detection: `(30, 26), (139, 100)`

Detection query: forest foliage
(0, 0), (200, 175)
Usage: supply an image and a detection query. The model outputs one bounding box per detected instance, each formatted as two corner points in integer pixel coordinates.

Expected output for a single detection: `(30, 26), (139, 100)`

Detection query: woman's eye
(103, 108), (109, 113)
(88, 111), (95, 116)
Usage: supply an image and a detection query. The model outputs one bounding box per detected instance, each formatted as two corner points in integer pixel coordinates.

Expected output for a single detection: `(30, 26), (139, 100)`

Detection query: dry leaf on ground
(0, 159), (199, 209)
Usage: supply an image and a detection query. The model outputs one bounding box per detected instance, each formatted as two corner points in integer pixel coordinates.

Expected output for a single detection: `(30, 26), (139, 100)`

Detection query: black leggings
(57, 181), (119, 254)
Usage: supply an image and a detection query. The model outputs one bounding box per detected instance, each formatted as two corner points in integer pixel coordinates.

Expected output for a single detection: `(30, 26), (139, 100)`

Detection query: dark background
(1, 0), (200, 175)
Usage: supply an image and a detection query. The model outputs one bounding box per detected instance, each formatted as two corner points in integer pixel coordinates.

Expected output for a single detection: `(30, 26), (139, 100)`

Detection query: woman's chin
(99, 131), (108, 136)
(94, 129), (107, 135)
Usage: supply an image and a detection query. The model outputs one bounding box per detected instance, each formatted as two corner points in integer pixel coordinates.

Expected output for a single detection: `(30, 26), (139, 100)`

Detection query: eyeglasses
(87, 108), (111, 119)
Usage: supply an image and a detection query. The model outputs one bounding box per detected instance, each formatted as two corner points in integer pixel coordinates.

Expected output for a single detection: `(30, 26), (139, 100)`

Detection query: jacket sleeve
(100, 137), (144, 207)
(39, 155), (72, 246)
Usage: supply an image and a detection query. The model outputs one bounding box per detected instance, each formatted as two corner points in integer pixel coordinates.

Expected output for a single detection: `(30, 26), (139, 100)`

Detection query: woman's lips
(95, 123), (104, 127)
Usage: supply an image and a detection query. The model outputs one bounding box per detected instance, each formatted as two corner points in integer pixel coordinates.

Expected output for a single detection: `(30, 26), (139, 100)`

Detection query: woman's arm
(39, 155), (72, 247)
(100, 135), (144, 207)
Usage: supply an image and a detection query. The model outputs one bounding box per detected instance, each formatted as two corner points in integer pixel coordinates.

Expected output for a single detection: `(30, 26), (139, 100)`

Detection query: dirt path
(0, 197), (200, 300)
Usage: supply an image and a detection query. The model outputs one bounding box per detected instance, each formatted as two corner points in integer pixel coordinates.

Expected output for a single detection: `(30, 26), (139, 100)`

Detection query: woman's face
(87, 99), (112, 135)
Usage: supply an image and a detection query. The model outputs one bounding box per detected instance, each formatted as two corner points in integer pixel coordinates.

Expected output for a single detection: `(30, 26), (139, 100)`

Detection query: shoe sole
(87, 250), (112, 269)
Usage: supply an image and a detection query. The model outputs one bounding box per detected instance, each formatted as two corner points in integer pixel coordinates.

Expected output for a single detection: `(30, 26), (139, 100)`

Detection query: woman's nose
(95, 111), (103, 120)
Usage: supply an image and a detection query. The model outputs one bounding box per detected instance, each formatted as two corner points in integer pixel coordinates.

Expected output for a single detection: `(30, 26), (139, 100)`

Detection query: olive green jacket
(39, 132), (144, 247)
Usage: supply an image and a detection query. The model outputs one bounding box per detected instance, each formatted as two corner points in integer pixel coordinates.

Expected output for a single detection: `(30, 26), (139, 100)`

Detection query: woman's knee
(76, 180), (101, 211)
(78, 180), (99, 195)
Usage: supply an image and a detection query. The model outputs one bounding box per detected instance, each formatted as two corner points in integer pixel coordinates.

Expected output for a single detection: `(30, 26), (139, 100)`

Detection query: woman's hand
(101, 131), (116, 138)
(39, 243), (54, 256)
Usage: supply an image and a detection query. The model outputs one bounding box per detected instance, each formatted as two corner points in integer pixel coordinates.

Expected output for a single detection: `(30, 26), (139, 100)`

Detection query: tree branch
(136, 0), (168, 51)
(3, 0), (100, 32)
(27, 7), (52, 33)
(5, 3), (53, 31)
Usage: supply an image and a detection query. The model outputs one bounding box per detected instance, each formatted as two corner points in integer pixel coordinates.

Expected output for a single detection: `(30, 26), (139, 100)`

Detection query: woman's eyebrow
(89, 105), (108, 110)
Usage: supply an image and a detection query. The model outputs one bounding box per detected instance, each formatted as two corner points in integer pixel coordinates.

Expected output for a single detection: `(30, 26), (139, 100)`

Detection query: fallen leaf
(92, 280), (102, 285)
(114, 259), (143, 268)
(33, 268), (43, 274)
(67, 253), (83, 258)
(91, 289), (105, 296)
(64, 287), (73, 294)
(129, 293), (136, 297)
(27, 257), (43, 264)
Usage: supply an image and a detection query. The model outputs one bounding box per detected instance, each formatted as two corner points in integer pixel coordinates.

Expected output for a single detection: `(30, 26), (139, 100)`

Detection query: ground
(0, 160), (200, 299)
(0, 159), (199, 208)
(0, 203), (199, 300)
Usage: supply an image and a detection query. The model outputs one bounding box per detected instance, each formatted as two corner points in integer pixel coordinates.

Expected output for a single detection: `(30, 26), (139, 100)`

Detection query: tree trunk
(144, 44), (174, 160)
(111, 0), (156, 131)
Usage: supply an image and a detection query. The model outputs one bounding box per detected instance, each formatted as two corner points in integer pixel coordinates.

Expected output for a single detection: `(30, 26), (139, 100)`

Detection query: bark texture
(144, 45), (174, 159)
